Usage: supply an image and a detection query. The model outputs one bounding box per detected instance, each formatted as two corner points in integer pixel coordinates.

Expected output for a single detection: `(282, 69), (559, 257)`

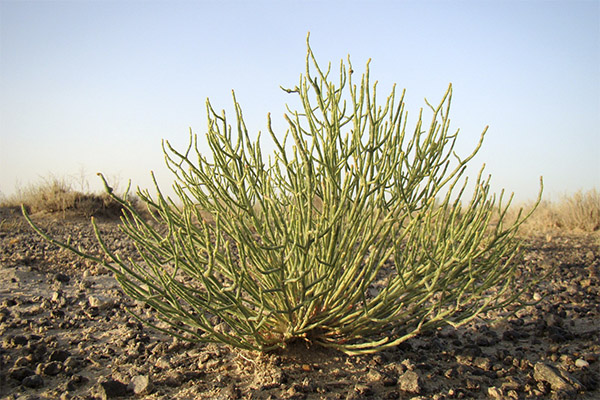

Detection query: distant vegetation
(2, 177), (597, 233)
(519, 189), (600, 233)
(0, 176), (130, 219)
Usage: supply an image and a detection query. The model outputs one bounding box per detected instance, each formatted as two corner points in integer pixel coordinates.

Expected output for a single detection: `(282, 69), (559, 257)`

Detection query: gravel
(0, 207), (598, 399)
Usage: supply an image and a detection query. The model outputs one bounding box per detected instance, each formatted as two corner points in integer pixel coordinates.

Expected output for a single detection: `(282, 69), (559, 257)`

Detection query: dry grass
(2, 175), (598, 236)
(514, 189), (600, 234)
(0, 176), (129, 219)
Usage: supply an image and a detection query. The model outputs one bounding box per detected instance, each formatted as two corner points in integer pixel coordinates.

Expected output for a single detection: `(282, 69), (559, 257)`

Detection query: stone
(10, 335), (28, 346)
(22, 374), (44, 388)
(55, 273), (70, 283)
(88, 295), (114, 310)
(533, 362), (582, 392)
(129, 375), (153, 395)
(13, 356), (31, 367)
(155, 356), (171, 369)
(9, 366), (34, 381)
(98, 379), (130, 399)
(49, 349), (71, 362)
(398, 370), (421, 393)
(575, 358), (589, 368)
(487, 386), (504, 399)
(474, 357), (492, 371)
(36, 361), (61, 376)
(63, 356), (83, 373)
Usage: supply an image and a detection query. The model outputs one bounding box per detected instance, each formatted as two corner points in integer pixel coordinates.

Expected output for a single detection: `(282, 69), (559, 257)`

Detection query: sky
(1, 0), (598, 204)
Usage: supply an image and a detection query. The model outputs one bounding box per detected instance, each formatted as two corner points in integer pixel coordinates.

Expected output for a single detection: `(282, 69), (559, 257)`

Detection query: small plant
(24, 36), (542, 355)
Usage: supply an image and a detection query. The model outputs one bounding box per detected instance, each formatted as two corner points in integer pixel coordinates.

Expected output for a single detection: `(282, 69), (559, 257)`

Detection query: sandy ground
(0, 206), (598, 399)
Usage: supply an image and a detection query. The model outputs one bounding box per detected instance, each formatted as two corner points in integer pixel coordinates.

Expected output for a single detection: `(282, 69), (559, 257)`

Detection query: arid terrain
(0, 206), (598, 399)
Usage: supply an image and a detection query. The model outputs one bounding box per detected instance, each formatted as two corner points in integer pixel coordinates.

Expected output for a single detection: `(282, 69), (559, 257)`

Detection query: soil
(0, 206), (598, 400)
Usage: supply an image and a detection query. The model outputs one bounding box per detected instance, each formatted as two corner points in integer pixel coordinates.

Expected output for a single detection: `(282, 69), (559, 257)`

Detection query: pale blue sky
(1, 0), (598, 203)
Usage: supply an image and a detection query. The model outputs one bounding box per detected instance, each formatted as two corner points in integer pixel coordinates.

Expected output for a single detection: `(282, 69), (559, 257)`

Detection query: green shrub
(24, 37), (542, 355)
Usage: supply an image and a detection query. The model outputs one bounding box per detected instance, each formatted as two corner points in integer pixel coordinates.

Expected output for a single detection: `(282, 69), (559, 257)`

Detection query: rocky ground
(0, 206), (598, 400)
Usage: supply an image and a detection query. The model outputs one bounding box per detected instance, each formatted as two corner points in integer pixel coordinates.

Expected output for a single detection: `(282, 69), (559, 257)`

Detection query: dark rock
(502, 329), (520, 342)
(10, 335), (28, 346)
(9, 366), (34, 381)
(22, 374), (44, 388)
(163, 371), (184, 387)
(98, 379), (130, 399)
(2, 298), (17, 307)
(55, 273), (70, 283)
(63, 356), (83, 373)
(37, 361), (61, 376)
(49, 349), (71, 362)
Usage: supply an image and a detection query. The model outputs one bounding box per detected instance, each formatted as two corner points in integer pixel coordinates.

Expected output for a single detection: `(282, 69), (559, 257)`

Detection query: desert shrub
(24, 38), (541, 354)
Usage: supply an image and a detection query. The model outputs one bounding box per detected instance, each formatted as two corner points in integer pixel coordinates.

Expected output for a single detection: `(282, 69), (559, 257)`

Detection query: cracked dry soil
(0, 206), (598, 400)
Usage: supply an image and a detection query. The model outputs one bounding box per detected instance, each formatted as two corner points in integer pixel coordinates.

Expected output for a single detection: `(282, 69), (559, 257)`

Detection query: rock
(22, 374), (44, 388)
(129, 375), (153, 395)
(10, 335), (28, 346)
(474, 357), (492, 371)
(502, 329), (520, 342)
(575, 358), (589, 368)
(13, 356), (31, 367)
(63, 356), (83, 373)
(155, 356), (172, 369)
(55, 273), (70, 283)
(9, 366), (34, 381)
(88, 295), (114, 310)
(49, 349), (71, 362)
(487, 386), (504, 399)
(398, 370), (421, 393)
(36, 361), (61, 376)
(163, 371), (184, 387)
(98, 379), (130, 399)
(533, 362), (582, 392)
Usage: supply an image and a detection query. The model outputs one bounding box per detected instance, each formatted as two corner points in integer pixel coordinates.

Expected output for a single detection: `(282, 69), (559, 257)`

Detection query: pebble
(10, 335), (29, 346)
(9, 366), (35, 381)
(98, 379), (130, 399)
(575, 358), (589, 368)
(88, 295), (114, 310)
(22, 374), (44, 388)
(49, 349), (71, 362)
(55, 273), (70, 283)
(129, 375), (153, 395)
(155, 356), (172, 369)
(36, 361), (61, 376)
(487, 386), (504, 399)
(398, 370), (421, 393)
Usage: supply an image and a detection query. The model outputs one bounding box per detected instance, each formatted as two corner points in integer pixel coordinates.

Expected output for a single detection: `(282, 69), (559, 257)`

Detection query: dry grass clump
(1, 176), (129, 219)
(517, 189), (599, 234)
